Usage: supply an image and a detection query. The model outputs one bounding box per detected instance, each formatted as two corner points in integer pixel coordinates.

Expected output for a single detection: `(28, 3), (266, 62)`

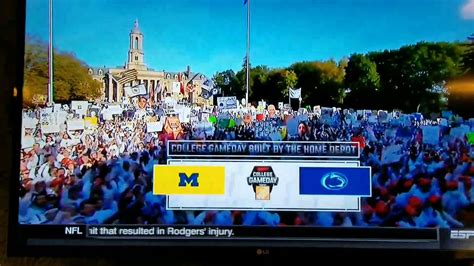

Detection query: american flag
(114, 69), (138, 85)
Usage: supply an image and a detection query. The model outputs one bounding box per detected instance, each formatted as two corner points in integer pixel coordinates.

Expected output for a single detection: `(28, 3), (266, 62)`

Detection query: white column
(108, 75), (113, 102)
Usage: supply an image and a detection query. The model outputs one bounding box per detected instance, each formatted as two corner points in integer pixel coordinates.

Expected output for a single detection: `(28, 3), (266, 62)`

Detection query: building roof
(88, 67), (108, 76)
(132, 19), (141, 34)
(88, 66), (208, 81)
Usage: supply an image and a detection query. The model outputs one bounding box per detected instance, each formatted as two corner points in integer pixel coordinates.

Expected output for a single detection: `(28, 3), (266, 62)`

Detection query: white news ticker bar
(166, 160), (361, 212)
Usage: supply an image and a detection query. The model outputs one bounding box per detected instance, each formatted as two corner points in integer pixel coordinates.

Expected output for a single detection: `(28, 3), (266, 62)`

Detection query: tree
(369, 42), (464, 113)
(212, 41), (464, 113)
(23, 36), (102, 105)
(278, 69), (298, 98)
(448, 34), (474, 117)
(248, 65), (270, 101)
(344, 54), (381, 108)
(53, 52), (102, 102)
(213, 69), (237, 96)
(462, 34), (474, 75)
(258, 69), (298, 104)
(23, 36), (49, 104)
(290, 60), (345, 106)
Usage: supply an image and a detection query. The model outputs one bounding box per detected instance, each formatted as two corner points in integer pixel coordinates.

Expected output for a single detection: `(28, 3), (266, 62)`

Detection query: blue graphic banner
(299, 167), (371, 196)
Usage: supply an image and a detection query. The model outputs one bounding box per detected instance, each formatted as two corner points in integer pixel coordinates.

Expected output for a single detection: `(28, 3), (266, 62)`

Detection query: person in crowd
(19, 102), (474, 229)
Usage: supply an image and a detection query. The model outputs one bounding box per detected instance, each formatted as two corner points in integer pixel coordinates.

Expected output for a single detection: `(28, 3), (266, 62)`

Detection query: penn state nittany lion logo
(321, 172), (348, 191)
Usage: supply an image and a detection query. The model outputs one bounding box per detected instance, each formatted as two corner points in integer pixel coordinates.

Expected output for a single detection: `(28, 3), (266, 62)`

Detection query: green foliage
(369, 42), (465, 113)
(23, 36), (102, 105)
(215, 41), (465, 114)
(23, 36), (49, 102)
(462, 34), (474, 74)
(344, 54), (381, 108)
(290, 60), (345, 106)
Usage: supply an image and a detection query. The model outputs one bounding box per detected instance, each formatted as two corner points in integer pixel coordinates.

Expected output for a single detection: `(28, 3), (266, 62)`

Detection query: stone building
(88, 20), (210, 105)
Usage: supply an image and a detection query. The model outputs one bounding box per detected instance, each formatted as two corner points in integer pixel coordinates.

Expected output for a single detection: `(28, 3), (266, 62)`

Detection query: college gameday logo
(247, 166), (279, 200)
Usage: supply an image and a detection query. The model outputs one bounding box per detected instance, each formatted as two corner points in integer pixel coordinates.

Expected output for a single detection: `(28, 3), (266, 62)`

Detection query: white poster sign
(146, 121), (163, 132)
(172, 82), (181, 93)
(124, 84), (147, 98)
(23, 117), (38, 129)
(71, 101), (89, 116)
(278, 102), (284, 110)
(217, 96), (238, 109)
(67, 119), (85, 131)
(217, 96), (238, 110)
(178, 107), (191, 123)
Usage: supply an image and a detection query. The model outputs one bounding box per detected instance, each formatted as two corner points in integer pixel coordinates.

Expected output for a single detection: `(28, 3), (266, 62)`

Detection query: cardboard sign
(40, 112), (61, 133)
(400, 115), (411, 126)
(71, 101), (89, 116)
(164, 117), (183, 138)
(23, 117), (38, 129)
(286, 118), (298, 137)
(255, 121), (285, 140)
(422, 126), (440, 145)
(469, 118), (474, 130)
(54, 103), (62, 112)
(467, 132), (474, 145)
(378, 111), (389, 123)
(146, 121), (164, 133)
(217, 119), (230, 129)
(84, 117), (98, 128)
(172, 82), (181, 93)
(217, 96), (238, 109)
(41, 124), (61, 134)
(67, 119), (85, 131)
(193, 121), (215, 138)
(439, 118), (448, 127)
(175, 106), (191, 123)
(381, 145), (403, 165)
(22, 130), (35, 149)
(450, 125), (470, 139)
(442, 111), (453, 119)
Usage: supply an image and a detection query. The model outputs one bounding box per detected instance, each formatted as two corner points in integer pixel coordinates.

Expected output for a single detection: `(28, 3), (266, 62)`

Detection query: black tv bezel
(5, 0), (474, 259)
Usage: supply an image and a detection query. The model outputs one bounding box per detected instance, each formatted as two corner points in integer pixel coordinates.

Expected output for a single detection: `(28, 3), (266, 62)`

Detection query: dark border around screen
(4, 0), (474, 261)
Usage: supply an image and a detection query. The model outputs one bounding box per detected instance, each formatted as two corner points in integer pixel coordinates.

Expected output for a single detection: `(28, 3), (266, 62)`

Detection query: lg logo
(256, 249), (270, 255)
(450, 230), (474, 240)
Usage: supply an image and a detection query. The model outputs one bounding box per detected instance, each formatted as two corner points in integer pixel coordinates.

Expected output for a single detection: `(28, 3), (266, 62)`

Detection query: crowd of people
(18, 100), (474, 228)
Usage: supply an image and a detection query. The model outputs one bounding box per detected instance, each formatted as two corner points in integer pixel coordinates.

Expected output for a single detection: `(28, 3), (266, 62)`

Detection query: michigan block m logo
(178, 173), (199, 187)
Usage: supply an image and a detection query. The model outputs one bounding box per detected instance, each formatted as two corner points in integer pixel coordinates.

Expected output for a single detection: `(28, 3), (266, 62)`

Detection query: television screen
(9, 0), (474, 256)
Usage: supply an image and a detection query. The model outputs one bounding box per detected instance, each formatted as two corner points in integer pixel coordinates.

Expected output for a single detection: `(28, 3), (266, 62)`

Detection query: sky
(26, 0), (474, 77)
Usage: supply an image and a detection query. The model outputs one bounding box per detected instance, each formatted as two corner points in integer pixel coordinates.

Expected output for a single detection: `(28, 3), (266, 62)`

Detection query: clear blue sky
(26, 0), (474, 77)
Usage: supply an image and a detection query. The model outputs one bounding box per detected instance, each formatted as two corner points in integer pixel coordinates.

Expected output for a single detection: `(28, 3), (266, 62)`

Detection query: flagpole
(47, 0), (54, 106)
(288, 87), (291, 106)
(245, 0), (250, 107)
